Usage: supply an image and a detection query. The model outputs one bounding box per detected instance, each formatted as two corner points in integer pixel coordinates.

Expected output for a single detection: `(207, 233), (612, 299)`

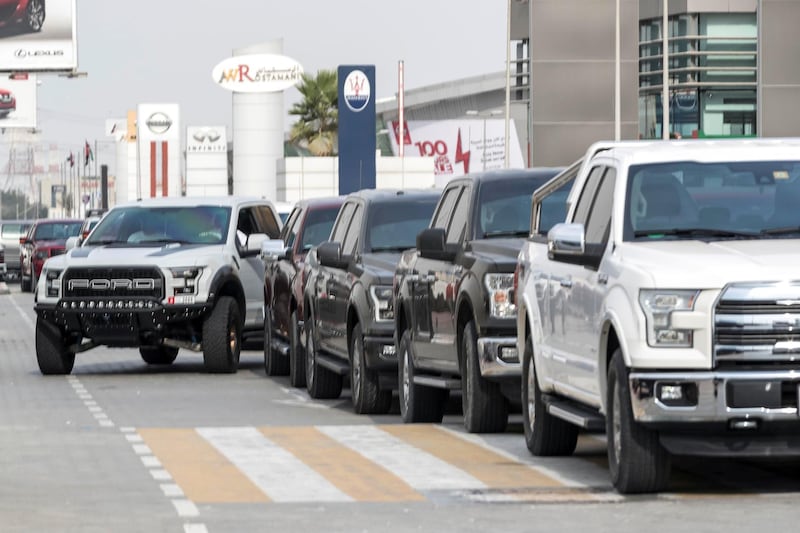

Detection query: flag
(66, 152), (74, 168)
(84, 140), (94, 167)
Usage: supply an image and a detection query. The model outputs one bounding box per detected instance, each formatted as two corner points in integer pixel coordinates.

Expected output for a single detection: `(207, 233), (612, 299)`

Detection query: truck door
(236, 205), (280, 330)
(328, 204), (363, 356)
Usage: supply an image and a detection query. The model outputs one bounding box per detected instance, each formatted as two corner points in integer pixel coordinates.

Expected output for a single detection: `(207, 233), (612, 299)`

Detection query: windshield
(33, 221), (82, 241)
(85, 205), (232, 246)
(365, 198), (437, 252)
(625, 160), (800, 241)
(299, 207), (339, 251)
(477, 178), (546, 239)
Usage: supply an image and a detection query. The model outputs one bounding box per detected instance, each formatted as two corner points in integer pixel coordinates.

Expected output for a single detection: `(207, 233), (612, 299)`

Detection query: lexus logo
(15, 48), (64, 58)
(146, 112), (172, 134)
(192, 129), (221, 143)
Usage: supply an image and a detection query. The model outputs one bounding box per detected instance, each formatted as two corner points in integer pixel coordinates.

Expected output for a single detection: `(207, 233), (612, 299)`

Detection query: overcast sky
(34, 0), (508, 162)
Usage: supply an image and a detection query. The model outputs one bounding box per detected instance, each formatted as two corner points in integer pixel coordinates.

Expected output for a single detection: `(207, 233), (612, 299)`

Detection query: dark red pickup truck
(261, 196), (344, 387)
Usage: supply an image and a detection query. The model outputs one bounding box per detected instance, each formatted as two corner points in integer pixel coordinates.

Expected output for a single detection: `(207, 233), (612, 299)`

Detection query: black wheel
(461, 320), (508, 433)
(202, 296), (242, 374)
(264, 307), (288, 376)
(20, 271), (30, 292)
(288, 309), (306, 388)
(398, 329), (448, 423)
(522, 335), (578, 455)
(139, 345), (179, 365)
(304, 308), (342, 399)
(606, 348), (671, 494)
(31, 268), (37, 295)
(350, 323), (391, 414)
(35, 318), (75, 375)
(25, 0), (45, 32)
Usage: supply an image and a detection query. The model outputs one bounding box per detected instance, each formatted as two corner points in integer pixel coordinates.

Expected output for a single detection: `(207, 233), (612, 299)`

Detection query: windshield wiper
(87, 239), (124, 246)
(370, 246), (409, 253)
(634, 228), (759, 239)
(760, 226), (800, 236)
(482, 230), (528, 238)
(134, 238), (192, 245)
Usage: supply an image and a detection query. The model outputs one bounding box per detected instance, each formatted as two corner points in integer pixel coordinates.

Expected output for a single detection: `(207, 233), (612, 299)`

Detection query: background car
(0, 219), (32, 280)
(19, 218), (82, 292)
(0, 0), (45, 33)
(79, 214), (103, 240)
(0, 88), (15, 116)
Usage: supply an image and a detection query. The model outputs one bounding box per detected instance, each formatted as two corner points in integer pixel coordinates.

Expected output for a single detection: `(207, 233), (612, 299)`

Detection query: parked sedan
(19, 218), (82, 292)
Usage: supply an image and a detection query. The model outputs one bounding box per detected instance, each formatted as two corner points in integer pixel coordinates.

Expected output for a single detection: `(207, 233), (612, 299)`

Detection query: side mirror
(243, 232), (268, 257)
(65, 236), (80, 251)
(318, 241), (349, 269)
(417, 228), (456, 261)
(261, 238), (287, 261)
(547, 223), (603, 267)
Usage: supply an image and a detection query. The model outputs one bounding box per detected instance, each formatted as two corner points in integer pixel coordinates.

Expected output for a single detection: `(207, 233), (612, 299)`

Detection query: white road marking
(318, 425), (486, 491)
(197, 426), (352, 502)
(184, 524), (208, 533)
(125, 433), (143, 442)
(172, 499), (199, 517)
(132, 444), (152, 455)
(161, 484), (184, 498)
(150, 469), (172, 481)
(141, 456), (162, 468)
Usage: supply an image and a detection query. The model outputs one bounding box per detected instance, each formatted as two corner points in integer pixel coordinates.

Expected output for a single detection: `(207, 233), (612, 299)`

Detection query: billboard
(338, 65), (376, 195)
(186, 126), (228, 196)
(387, 119), (525, 184)
(212, 53), (303, 93)
(0, 0), (77, 72)
(0, 72), (36, 128)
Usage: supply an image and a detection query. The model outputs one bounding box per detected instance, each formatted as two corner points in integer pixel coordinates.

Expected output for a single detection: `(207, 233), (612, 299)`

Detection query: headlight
(45, 269), (62, 298)
(485, 273), (516, 319)
(639, 289), (699, 347)
(370, 285), (394, 321)
(169, 267), (202, 295)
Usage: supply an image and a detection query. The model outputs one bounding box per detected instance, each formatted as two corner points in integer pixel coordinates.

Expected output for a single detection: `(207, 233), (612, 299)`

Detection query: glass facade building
(639, 11), (757, 139)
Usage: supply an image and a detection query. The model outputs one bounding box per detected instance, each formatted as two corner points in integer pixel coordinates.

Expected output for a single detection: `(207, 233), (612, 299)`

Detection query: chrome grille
(62, 267), (164, 299)
(715, 282), (800, 364)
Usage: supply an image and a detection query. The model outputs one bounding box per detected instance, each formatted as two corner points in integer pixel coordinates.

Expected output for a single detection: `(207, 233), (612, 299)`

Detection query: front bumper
(477, 336), (520, 378)
(36, 299), (210, 348)
(363, 333), (397, 371)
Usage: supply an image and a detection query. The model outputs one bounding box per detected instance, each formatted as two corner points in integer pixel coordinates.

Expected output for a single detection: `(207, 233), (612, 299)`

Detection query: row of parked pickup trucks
(33, 138), (800, 494)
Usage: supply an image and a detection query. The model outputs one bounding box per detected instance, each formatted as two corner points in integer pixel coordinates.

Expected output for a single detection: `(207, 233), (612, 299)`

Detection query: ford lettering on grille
(68, 279), (156, 291)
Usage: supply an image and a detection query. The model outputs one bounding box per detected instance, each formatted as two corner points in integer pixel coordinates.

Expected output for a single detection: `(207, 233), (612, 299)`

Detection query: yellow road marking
(139, 428), (270, 503)
(260, 426), (424, 502)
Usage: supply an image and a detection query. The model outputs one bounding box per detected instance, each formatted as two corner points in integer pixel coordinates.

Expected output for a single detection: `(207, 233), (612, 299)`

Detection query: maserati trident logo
(68, 279), (157, 291)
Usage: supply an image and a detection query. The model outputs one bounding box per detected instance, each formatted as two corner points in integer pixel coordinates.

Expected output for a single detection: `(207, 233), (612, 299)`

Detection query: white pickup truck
(516, 138), (800, 494)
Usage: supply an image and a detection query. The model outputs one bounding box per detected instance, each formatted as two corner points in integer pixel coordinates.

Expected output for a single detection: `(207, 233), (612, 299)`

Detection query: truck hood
(46, 243), (227, 269)
(470, 238), (525, 269)
(621, 239), (800, 288)
(361, 252), (402, 284)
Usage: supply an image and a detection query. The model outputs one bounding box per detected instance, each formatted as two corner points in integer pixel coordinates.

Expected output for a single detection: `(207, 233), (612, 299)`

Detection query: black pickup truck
(262, 196), (344, 387)
(393, 168), (563, 433)
(302, 189), (440, 414)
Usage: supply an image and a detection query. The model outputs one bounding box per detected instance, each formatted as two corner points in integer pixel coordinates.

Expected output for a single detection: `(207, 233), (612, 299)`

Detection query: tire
(20, 272), (30, 292)
(202, 296), (242, 374)
(288, 310), (306, 388)
(264, 307), (288, 376)
(31, 268), (37, 295)
(139, 345), (179, 365)
(35, 318), (75, 375)
(350, 323), (391, 414)
(304, 308), (342, 399)
(606, 348), (671, 494)
(461, 320), (508, 433)
(398, 329), (448, 423)
(25, 0), (45, 32)
(522, 335), (578, 456)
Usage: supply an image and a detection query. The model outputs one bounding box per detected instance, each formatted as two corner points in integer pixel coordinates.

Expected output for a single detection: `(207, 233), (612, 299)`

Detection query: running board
(413, 375), (462, 390)
(316, 353), (350, 376)
(542, 395), (605, 431)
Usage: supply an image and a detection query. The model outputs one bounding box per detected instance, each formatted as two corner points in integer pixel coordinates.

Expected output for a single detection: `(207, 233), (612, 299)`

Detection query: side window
(236, 207), (257, 249)
(446, 186), (471, 244)
(585, 169), (616, 248)
(341, 205), (363, 255)
(281, 207), (301, 242)
(431, 187), (459, 229)
(252, 205), (281, 239)
(330, 203), (355, 244)
(537, 178), (574, 235)
(572, 166), (606, 225)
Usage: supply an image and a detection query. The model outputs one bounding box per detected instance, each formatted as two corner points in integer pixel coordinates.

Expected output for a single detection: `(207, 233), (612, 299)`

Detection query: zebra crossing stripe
(317, 425), (486, 492)
(381, 424), (565, 489)
(260, 426), (424, 502)
(139, 428), (269, 503)
(198, 427), (353, 503)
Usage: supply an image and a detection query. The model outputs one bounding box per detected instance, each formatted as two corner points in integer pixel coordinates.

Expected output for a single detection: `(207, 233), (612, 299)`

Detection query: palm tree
(289, 69), (338, 156)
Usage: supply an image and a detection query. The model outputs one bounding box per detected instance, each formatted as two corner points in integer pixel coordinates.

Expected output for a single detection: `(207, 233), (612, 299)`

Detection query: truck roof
(114, 196), (273, 209)
(596, 138), (800, 165)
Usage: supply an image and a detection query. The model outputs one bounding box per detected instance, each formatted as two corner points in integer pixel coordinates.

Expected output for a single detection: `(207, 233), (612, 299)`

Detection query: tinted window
(366, 198), (438, 252)
(2, 223), (29, 238)
(86, 206), (232, 245)
(447, 187), (471, 244)
(300, 206), (340, 251)
(572, 166), (605, 225)
(330, 203), (355, 244)
(33, 222), (82, 240)
(432, 187), (458, 229)
(538, 180), (573, 235)
(342, 205), (363, 255)
(585, 169), (616, 247)
(281, 207), (301, 243)
(477, 178), (549, 239)
(252, 205), (281, 239)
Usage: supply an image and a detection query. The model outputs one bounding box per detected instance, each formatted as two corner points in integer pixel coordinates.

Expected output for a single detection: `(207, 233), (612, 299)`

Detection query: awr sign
(212, 53), (304, 93)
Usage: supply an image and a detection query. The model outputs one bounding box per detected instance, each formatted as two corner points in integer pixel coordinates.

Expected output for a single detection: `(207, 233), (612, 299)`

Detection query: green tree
(289, 69), (338, 156)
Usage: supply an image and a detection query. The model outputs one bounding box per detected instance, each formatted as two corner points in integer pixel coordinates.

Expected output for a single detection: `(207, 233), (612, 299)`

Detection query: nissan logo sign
(146, 112), (172, 134)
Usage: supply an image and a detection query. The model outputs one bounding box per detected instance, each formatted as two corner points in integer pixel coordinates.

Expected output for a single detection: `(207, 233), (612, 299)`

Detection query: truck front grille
(714, 282), (800, 365)
(62, 267), (164, 299)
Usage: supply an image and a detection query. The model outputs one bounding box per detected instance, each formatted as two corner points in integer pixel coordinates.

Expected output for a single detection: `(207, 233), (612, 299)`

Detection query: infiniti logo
(68, 279), (158, 291)
(192, 129), (221, 143)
